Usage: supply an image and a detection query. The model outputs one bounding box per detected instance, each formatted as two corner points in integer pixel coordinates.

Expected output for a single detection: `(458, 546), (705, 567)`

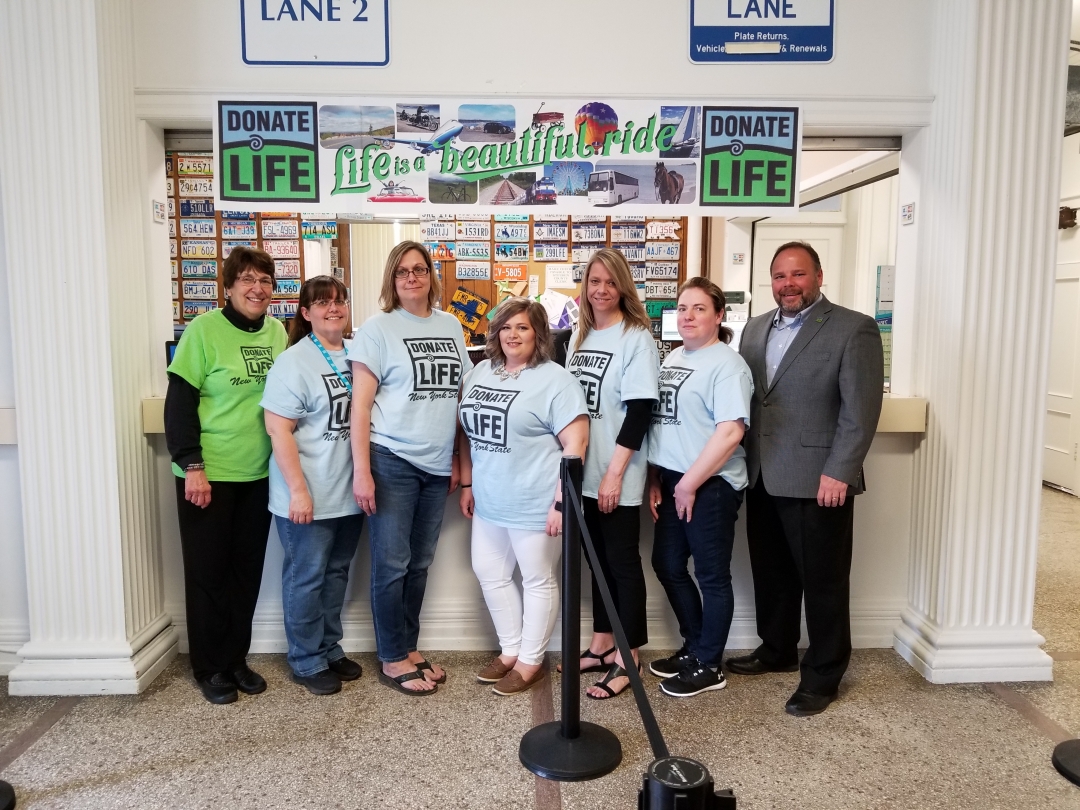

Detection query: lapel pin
(816, 318), (823, 322)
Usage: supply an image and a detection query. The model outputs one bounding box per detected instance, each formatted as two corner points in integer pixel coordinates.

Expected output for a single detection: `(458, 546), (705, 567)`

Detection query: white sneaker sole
(659, 679), (727, 698)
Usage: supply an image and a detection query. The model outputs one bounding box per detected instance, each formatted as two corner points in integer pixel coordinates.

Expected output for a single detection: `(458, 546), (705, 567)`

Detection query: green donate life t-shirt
(168, 309), (288, 481)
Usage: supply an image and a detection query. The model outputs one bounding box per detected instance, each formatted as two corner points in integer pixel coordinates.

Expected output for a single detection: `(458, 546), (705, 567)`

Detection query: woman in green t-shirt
(165, 246), (288, 705)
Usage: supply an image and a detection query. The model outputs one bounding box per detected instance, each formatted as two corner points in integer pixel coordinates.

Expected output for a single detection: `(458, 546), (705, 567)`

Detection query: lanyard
(309, 333), (352, 395)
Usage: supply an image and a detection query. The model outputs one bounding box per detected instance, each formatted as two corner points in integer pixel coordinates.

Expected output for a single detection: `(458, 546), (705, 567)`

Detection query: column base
(894, 608), (1053, 684)
(8, 625), (178, 696)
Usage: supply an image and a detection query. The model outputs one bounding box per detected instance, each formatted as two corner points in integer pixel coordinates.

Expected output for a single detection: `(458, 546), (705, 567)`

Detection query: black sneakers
(327, 656), (363, 681)
(291, 669), (342, 696)
(659, 659), (727, 698)
(649, 646), (696, 678)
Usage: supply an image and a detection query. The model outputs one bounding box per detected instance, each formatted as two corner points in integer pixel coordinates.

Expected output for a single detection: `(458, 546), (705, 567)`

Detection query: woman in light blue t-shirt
(647, 277), (753, 700)
(565, 248), (659, 701)
(263, 276), (364, 697)
(348, 242), (468, 696)
(458, 298), (589, 697)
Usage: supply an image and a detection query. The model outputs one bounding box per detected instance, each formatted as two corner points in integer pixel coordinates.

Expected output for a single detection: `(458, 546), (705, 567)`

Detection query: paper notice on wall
(540, 289), (571, 325)
(528, 275), (539, 297)
(546, 264), (575, 289)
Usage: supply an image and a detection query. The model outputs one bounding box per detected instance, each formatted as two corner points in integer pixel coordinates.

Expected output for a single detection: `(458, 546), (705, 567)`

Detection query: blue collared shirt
(765, 295), (822, 387)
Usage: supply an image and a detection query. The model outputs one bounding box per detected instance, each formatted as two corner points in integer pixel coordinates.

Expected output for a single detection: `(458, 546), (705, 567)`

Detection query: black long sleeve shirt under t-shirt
(164, 302), (268, 470)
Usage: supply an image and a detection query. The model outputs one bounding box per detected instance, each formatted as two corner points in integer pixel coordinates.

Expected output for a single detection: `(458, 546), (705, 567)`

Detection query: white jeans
(471, 515), (562, 666)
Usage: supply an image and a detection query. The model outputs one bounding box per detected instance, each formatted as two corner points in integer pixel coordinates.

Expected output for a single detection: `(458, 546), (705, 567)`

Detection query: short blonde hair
(379, 240), (442, 313)
(485, 298), (553, 368)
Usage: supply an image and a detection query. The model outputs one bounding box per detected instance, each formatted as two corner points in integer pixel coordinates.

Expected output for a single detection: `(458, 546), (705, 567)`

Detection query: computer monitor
(661, 309), (680, 342)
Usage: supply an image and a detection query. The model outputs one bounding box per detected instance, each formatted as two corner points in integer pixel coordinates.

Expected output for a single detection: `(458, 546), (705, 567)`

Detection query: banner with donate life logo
(214, 98), (801, 216)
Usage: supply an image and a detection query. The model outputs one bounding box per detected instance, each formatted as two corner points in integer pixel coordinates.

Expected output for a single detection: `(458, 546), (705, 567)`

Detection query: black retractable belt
(519, 457), (737, 808)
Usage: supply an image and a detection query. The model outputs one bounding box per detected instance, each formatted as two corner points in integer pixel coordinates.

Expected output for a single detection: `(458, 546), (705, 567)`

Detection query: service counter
(141, 396), (926, 654)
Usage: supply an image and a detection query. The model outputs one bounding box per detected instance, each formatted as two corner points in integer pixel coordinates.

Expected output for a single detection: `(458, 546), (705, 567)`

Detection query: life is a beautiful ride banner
(212, 98), (801, 216)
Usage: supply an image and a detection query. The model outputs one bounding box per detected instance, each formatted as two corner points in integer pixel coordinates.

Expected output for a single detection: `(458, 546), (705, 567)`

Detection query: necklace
(493, 363), (525, 381)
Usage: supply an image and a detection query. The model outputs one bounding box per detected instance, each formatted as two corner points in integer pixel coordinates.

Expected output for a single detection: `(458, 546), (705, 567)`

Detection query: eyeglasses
(311, 298), (349, 308)
(236, 274), (274, 289)
(394, 266), (430, 279)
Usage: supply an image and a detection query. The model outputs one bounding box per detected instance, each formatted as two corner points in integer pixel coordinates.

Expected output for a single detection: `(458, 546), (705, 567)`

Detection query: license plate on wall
(456, 262), (491, 280)
(180, 218), (217, 238)
(222, 240), (257, 257)
(534, 243), (568, 261)
(262, 219), (300, 239)
(533, 223), (568, 241)
(222, 220), (257, 239)
(494, 223), (530, 242)
(645, 281), (678, 299)
(274, 259), (301, 278)
(264, 240), (300, 258)
(180, 198), (214, 217)
(456, 220), (491, 240)
(495, 243), (529, 261)
(183, 280), (219, 300)
(177, 154), (214, 175)
(456, 242), (491, 260)
(181, 240), (217, 259)
(178, 177), (214, 197)
(183, 300), (218, 319)
(182, 260), (218, 278)
(273, 278), (301, 298)
(646, 242), (681, 260)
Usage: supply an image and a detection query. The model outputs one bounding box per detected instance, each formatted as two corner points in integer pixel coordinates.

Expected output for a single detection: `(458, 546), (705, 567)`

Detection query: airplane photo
(376, 119), (465, 155)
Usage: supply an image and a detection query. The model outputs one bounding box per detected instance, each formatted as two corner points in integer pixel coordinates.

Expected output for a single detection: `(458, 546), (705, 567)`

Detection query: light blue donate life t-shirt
(459, 360), (589, 531)
(566, 323), (659, 506)
(647, 341), (754, 491)
(348, 308), (469, 476)
(261, 336), (361, 520)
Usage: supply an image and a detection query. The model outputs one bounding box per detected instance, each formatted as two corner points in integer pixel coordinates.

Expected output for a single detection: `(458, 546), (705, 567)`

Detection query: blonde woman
(565, 248), (659, 699)
(349, 241), (468, 695)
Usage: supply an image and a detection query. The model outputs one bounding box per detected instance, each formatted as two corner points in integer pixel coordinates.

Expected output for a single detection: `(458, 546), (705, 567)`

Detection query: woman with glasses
(349, 241), (468, 695)
(262, 276), (364, 696)
(564, 249), (659, 700)
(458, 298), (589, 696)
(165, 246), (288, 704)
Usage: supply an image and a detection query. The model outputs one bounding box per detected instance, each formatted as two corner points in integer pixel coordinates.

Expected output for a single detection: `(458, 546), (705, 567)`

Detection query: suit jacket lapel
(746, 312), (772, 393)
(766, 297), (833, 393)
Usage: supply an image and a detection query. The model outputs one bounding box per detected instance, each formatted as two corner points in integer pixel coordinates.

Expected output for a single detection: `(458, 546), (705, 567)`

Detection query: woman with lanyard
(647, 277), (753, 698)
(165, 246), (288, 705)
(262, 276), (364, 696)
(458, 298), (589, 696)
(349, 241), (468, 695)
(564, 248), (659, 700)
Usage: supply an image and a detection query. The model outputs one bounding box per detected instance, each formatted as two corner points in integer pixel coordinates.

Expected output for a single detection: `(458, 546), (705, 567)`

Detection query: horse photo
(654, 162), (684, 204)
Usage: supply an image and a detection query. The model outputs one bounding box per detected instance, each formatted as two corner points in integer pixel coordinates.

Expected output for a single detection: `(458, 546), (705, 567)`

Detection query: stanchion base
(1053, 739), (1080, 787)
(520, 721), (622, 781)
(0, 779), (15, 810)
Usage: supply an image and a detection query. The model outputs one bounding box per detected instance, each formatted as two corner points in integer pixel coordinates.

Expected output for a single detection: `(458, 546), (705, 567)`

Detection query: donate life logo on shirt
(322, 371), (352, 436)
(404, 338), (463, 399)
(460, 387), (520, 450)
(654, 367), (694, 423)
(567, 351), (612, 418)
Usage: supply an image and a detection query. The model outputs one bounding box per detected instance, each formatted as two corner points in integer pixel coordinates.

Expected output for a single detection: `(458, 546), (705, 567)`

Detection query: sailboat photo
(660, 105), (700, 159)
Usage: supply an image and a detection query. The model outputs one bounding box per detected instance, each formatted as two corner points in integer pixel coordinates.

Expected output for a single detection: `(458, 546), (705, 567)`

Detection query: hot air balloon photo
(575, 102), (619, 152)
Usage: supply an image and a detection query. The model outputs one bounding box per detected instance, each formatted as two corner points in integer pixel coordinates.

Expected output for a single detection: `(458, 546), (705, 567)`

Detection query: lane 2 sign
(240, 0), (390, 66)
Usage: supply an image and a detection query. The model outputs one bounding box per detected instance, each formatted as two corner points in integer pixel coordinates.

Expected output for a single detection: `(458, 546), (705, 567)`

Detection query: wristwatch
(553, 501), (563, 512)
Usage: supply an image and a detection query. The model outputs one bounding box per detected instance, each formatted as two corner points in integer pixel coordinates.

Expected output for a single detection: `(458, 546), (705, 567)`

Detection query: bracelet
(553, 500), (563, 512)
(460, 483), (472, 488)
(184, 462), (205, 472)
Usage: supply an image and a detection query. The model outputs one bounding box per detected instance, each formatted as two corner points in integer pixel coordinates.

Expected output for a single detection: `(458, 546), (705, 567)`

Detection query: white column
(0, 0), (177, 694)
(892, 0), (1069, 682)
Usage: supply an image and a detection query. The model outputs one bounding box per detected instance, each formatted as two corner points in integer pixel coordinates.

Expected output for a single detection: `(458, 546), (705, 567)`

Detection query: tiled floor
(2, 488), (1079, 809)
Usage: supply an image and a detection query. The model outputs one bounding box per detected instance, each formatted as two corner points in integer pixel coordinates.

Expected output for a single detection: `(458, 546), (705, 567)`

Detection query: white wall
(0, 183), (29, 675)
(132, 1), (932, 116)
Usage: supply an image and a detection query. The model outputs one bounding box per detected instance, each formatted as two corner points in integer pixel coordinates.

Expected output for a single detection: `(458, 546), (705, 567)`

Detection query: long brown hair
(678, 276), (733, 344)
(574, 248), (652, 351)
(379, 240), (441, 313)
(485, 297), (554, 368)
(288, 276), (352, 346)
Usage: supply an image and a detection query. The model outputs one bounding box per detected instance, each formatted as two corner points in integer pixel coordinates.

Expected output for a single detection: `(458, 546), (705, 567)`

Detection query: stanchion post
(519, 456), (622, 781)
(560, 455), (582, 741)
(0, 778), (15, 810)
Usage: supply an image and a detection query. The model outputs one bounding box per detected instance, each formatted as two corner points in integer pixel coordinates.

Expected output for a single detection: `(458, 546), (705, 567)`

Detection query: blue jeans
(651, 468), (744, 668)
(368, 444), (449, 663)
(276, 513), (364, 677)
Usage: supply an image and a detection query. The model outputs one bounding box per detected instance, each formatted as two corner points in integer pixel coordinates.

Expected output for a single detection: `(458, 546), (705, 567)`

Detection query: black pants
(745, 475), (854, 694)
(582, 498), (648, 649)
(175, 477), (272, 680)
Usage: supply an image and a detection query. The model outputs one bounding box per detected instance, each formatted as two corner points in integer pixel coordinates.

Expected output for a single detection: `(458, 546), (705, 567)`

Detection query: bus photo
(587, 169), (640, 206)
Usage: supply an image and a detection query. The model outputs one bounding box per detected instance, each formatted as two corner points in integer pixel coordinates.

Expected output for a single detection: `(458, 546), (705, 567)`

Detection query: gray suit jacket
(740, 296), (884, 499)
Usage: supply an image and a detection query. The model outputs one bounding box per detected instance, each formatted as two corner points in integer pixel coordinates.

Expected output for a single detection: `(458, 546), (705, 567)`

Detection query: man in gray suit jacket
(726, 241), (883, 716)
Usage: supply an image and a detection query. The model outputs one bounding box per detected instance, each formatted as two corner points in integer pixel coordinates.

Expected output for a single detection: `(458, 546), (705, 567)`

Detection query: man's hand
(817, 475), (848, 508)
